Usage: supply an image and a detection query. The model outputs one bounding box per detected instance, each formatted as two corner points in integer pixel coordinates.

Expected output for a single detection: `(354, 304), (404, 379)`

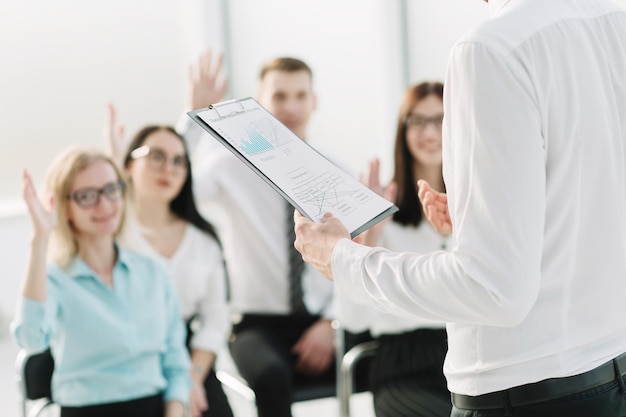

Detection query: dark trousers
(60, 393), (163, 417)
(229, 314), (335, 417)
(451, 355), (626, 417)
(371, 328), (451, 417)
(186, 319), (234, 417)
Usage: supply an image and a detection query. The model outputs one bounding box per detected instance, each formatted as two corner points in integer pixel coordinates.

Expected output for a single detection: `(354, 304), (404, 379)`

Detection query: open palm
(22, 170), (57, 237)
(417, 179), (452, 235)
(188, 50), (228, 110)
(355, 158), (397, 246)
(103, 103), (126, 166)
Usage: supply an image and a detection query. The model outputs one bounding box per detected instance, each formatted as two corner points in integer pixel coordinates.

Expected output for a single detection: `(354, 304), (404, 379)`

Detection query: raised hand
(103, 102), (126, 166)
(22, 170), (57, 238)
(361, 157), (384, 195)
(188, 50), (228, 110)
(417, 179), (452, 235)
(355, 158), (398, 246)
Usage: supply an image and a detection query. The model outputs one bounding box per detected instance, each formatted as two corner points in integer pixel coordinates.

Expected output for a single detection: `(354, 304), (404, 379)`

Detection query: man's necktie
(286, 201), (308, 315)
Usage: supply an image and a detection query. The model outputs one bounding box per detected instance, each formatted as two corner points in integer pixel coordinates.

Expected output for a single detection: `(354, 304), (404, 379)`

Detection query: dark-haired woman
(106, 105), (234, 417)
(339, 82), (452, 417)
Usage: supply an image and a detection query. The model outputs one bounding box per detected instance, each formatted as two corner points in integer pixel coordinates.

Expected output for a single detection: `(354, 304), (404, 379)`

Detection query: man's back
(443, 0), (626, 395)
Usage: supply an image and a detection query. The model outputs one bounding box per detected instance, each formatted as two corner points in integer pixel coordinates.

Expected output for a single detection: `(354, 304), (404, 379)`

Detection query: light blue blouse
(11, 246), (191, 407)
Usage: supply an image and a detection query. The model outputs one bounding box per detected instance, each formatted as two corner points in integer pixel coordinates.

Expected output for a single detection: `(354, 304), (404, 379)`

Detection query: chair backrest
(16, 349), (54, 401)
(15, 349), (56, 417)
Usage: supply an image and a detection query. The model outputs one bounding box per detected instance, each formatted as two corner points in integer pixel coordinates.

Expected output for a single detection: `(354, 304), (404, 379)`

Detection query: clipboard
(187, 97), (398, 238)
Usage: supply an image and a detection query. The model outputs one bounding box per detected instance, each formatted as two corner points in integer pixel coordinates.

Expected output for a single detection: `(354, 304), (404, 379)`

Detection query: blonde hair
(43, 146), (127, 268)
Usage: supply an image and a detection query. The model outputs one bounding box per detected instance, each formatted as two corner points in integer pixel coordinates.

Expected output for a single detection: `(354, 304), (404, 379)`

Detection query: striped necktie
(286, 201), (307, 315)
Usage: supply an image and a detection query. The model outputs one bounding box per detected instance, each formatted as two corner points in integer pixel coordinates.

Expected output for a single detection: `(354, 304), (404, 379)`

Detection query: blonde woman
(12, 147), (190, 417)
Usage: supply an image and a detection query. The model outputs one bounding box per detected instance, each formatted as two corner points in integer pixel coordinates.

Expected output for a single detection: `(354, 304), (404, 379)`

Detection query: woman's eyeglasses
(130, 145), (188, 174)
(404, 114), (444, 132)
(67, 180), (125, 208)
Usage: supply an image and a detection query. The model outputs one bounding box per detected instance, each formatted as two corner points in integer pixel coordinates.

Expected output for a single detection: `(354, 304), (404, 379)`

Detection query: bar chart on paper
(241, 128), (274, 154)
(240, 118), (292, 155)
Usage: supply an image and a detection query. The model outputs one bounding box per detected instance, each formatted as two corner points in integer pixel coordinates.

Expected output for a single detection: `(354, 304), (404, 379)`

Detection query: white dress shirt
(178, 116), (335, 319)
(333, 0), (626, 396)
(337, 220), (450, 336)
(123, 220), (229, 354)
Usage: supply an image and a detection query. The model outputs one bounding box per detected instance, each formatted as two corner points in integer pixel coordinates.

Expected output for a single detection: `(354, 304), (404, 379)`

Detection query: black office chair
(15, 348), (57, 417)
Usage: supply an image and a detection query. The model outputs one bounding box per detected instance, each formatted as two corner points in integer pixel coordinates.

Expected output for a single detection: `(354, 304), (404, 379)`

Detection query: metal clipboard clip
(208, 99), (246, 118)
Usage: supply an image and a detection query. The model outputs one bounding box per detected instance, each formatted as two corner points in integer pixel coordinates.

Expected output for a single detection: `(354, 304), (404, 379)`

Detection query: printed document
(188, 97), (398, 237)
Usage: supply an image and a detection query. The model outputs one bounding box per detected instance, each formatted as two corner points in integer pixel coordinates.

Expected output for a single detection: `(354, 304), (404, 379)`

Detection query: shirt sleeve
(175, 111), (223, 203)
(189, 248), (230, 354)
(11, 295), (57, 353)
(302, 267), (336, 320)
(333, 40), (546, 327)
(321, 305), (335, 322)
(175, 111), (205, 154)
(159, 266), (192, 404)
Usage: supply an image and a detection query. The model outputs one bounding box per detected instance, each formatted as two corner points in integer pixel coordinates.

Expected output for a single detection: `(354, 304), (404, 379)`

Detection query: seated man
(178, 54), (336, 417)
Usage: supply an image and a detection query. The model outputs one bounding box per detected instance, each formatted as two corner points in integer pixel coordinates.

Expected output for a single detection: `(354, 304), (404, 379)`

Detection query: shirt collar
(115, 245), (131, 269)
(65, 243), (130, 279)
(65, 257), (94, 279)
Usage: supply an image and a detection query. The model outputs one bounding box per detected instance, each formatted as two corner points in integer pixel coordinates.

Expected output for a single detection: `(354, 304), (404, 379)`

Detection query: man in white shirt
(179, 55), (337, 417)
(293, 0), (626, 416)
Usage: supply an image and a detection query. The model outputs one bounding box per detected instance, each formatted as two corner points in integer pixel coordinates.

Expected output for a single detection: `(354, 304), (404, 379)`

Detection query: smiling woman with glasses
(12, 146), (191, 417)
(104, 112), (234, 417)
(336, 81), (451, 417)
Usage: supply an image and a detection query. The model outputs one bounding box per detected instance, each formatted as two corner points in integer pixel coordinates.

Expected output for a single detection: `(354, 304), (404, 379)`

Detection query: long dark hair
(123, 126), (219, 242)
(392, 81), (444, 227)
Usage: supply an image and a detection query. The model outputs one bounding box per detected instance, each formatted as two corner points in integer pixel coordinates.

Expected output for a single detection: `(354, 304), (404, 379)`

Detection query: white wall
(225, 0), (407, 180)
(0, 0), (188, 202)
(0, 215), (30, 332)
(406, 1), (489, 83)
